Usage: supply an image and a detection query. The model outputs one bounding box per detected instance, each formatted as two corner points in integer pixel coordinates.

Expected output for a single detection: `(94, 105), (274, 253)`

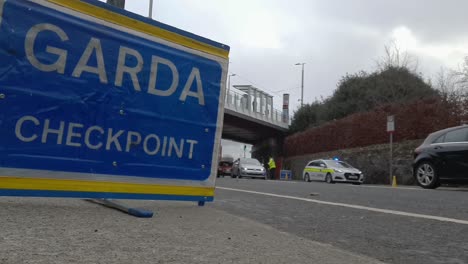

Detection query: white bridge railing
(224, 89), (289, 129)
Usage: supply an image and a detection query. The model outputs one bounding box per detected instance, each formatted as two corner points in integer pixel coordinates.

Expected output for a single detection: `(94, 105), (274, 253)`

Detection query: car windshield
(242, 158), (261, 165)
(326, 161), (354, 169)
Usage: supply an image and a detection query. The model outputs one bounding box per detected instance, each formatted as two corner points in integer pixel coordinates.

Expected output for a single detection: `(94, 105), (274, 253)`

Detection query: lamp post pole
(149, 0), (154, 18)
(227, 73), (236, 99)
(295, 63), (305, 107)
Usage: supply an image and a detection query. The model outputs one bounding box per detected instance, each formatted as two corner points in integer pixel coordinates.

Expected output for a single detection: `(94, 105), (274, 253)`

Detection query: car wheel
(304, 173), (311, 182)
(415, 161), (439, 189)
(325, 173), (334, 184)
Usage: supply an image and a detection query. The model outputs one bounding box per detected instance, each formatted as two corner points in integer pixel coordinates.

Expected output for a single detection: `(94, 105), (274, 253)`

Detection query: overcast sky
(103, 0), (468, 158)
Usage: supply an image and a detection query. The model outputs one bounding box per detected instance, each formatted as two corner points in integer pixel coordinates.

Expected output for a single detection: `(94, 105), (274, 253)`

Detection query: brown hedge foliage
(284, 97), (467, 157)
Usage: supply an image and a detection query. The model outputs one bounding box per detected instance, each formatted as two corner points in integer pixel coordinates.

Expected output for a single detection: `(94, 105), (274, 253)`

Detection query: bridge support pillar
(251, 137), (284, 167)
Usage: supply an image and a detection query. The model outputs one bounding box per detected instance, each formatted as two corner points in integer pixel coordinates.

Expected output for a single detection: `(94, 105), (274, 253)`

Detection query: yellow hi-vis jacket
(268, 158), (276, 169)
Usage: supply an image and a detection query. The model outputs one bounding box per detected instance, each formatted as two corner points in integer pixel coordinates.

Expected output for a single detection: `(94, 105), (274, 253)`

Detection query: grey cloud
(311, 0), (468, 44)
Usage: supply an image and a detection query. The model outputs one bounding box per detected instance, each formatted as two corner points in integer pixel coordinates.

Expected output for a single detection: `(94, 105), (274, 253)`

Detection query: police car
(303, 159), (364, 185)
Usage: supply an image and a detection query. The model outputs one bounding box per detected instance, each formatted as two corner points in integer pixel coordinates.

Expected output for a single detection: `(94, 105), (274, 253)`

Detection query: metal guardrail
(224, 89), (290, 129)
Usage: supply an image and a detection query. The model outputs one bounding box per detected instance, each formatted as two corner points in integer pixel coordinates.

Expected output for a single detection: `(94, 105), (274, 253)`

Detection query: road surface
(214, 177), (468, 264)
(1, 178), (467, 264)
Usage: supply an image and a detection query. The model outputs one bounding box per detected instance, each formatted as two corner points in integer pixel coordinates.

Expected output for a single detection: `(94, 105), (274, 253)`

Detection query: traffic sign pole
(387, 115), (395, 185)
(389, 132), (393, 185)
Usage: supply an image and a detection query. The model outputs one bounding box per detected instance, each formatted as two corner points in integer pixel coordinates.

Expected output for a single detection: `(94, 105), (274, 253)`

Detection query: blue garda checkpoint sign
(0, 0), (229, 202)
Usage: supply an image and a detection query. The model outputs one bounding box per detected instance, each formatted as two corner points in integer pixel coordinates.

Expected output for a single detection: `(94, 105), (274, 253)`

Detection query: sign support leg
(85, 199), (154, 218)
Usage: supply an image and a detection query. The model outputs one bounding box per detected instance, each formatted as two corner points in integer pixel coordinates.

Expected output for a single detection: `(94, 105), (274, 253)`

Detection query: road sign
(387, 115), (395, 133)
(0, 0), (229, 202)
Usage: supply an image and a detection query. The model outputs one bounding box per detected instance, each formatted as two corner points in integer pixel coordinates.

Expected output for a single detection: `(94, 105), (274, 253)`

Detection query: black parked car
(413, 125), (468, 189)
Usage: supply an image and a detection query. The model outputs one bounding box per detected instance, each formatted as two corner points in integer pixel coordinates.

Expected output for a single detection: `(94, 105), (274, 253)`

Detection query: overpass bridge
(222, 85), (290, 159)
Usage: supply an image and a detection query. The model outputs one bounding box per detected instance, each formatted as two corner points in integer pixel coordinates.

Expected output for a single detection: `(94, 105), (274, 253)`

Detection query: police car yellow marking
(304, 168), (334, 173)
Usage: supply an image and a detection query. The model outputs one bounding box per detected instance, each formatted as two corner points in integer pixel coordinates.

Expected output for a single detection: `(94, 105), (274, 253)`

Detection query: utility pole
(227, 73), (236, 94)
(149, 0), (154, 18)
(301, 64), (304, 107)
(106, 0), (125, 9)
(295, 63), (306, 107)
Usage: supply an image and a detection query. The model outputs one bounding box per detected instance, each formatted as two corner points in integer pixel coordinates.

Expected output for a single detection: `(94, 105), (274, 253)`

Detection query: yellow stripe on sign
(46, 0), (229, 59)
(0, 177), (214, 196)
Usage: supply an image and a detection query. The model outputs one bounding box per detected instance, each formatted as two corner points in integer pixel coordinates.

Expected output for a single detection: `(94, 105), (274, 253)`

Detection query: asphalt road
(0, 195), (382, 264)
(1, 178), (467, 263)
(214, 177), (468, 264)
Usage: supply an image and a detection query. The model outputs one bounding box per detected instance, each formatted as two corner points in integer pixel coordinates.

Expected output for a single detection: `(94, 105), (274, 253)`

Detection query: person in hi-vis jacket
(268, 157), (276, 180)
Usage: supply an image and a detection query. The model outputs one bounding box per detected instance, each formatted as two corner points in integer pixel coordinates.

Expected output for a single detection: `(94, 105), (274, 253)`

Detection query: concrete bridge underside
(222, 109), (287, 145)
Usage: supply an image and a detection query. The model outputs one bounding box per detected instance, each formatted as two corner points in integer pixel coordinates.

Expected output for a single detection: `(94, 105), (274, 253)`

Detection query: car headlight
(334, 169), (343, 173)
(241, 167), (247, 171)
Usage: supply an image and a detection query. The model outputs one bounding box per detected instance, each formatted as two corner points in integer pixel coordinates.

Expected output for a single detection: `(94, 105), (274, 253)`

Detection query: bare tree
(435, 64), (468, 122)
(435, 67), (457, 94)
(454, 59), (468, 119)
(451, 57), (468, 91)
(376, 40), (419, 73)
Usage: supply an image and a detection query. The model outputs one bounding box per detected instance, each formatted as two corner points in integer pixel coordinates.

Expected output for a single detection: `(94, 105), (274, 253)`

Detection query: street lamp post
(149, 0), (154, 18)
(295, 63), (305, 107)
(226, 73), (236, 106)
(227, 73), (236, 94)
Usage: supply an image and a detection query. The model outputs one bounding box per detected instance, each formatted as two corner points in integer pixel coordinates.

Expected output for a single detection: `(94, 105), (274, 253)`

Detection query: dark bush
(285, 97), (467, 157)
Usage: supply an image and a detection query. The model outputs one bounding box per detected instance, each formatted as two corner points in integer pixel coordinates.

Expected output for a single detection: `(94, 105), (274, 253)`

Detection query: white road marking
(217, 187), (468, 225)
(228, 178), (298, 184)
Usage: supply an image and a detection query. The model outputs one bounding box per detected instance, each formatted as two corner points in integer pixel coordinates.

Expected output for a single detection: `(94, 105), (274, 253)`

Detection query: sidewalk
(0, 198), (384, 264)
